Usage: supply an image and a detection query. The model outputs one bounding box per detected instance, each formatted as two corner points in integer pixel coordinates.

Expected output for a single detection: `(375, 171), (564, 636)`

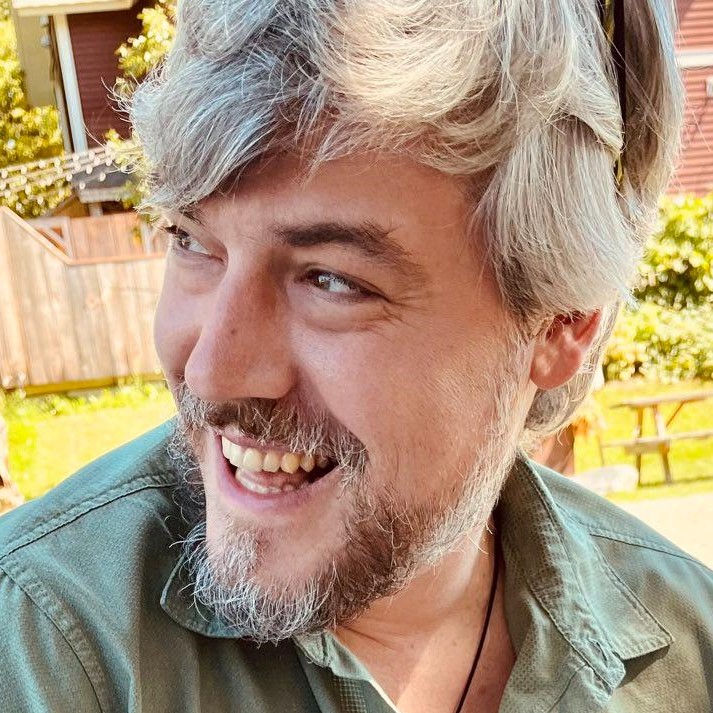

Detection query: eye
(303, 269), (375, 299)
(165, 225), (210, 256)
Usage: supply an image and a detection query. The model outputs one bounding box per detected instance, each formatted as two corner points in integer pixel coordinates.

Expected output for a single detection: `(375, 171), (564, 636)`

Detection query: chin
(204, 496), (346, 587)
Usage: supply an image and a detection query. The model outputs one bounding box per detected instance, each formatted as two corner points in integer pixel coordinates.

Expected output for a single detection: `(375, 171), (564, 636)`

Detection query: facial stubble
(169, 350), (526, 644)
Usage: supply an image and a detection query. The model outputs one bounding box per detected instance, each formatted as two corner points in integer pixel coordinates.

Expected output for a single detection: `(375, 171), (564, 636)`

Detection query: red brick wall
(67, 8), (142, 146)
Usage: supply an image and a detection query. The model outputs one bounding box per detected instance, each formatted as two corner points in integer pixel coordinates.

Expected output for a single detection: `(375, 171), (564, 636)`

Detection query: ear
(529, 311), (603, 390)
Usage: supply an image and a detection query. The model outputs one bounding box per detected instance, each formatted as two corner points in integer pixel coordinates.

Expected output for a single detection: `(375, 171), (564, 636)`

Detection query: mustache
(173, 380), (368, 478)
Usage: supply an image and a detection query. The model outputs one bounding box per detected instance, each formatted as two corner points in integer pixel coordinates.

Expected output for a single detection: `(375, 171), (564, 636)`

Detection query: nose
(183, 266), (297, 403)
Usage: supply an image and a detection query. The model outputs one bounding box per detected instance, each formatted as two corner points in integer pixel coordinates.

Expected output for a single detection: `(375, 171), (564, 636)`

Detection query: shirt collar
(498, 455), (672, 688)
(160, 550), (244, 639)
(160, 454), (672, 686)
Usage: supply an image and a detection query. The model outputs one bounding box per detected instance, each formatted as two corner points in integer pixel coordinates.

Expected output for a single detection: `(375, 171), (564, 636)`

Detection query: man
(1, 0), (711, 711)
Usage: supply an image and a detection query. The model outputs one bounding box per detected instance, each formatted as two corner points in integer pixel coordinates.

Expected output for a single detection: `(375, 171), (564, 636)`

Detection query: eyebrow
(181, 206), (206, 227)
(275, 221), (429, 284)
(175, 210), (429, 286)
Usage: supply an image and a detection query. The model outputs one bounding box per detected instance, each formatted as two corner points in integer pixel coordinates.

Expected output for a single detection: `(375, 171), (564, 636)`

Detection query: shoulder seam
(0, 473), (175, 563)
(0, 563), (105, 713)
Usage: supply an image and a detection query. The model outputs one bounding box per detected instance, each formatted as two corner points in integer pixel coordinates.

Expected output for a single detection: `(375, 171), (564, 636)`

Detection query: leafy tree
(604, 302), (713, 382)
(116, 0), (175, 81)
(112, 0), (175, 208)
(0, 3), (66, 216)
(605, 193), (713, 382)
(635, 194), (713, 309)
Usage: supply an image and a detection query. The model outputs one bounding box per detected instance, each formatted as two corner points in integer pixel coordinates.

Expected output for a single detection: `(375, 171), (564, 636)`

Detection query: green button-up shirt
(0, 423), (711, 712)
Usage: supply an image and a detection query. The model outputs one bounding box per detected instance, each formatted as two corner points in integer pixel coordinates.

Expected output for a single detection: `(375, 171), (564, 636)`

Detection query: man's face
(155, 153), (535, 639)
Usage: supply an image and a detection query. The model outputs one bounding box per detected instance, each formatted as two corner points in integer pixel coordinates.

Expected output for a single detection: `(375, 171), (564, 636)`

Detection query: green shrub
(604, 303), (713, 382)
(0, 10), (66, 217)
(116, 0), (175, 81)
(635, 194), (713, 309)
(604, 194), (713, 382)
(0, 379), (169, 422)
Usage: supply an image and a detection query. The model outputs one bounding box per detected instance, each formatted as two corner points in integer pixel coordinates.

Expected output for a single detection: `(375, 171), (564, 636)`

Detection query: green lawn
(2, 378), (712, 502)
(575, 379), (713, 498)
(3, 383), (176, 500)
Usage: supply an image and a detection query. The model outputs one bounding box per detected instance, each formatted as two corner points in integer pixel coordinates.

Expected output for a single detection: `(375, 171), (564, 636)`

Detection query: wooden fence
(0, 208), (166, 391)
(29, 212), (166, 259)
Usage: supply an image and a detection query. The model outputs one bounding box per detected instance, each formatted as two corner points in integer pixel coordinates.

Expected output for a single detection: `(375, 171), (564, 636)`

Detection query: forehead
(190, 152), (474, 250)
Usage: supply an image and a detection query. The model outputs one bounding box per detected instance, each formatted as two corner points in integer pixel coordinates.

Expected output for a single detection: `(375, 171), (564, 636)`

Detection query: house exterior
(10, 0), (142, 154)
(675, 0), (713, 194)
(8, 0), (713, 195)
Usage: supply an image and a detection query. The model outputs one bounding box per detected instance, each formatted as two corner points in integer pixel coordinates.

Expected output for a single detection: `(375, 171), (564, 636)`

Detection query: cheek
(153, 278), (202, 381)
(295, 329), (507, 487)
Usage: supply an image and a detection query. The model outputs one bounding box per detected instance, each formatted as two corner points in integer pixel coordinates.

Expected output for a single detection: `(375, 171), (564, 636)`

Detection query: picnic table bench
(601, 390), (713, 485)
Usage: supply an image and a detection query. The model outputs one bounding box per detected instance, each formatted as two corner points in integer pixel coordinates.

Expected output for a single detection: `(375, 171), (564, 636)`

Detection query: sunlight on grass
(608, 477), (713, 503)
(3, 383), (176, 500)
(575, 379), (713, 500)
(3, 378), (713, 503)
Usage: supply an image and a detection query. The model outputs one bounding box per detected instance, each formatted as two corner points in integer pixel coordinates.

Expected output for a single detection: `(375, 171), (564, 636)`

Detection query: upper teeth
(221, 436), (327, 474)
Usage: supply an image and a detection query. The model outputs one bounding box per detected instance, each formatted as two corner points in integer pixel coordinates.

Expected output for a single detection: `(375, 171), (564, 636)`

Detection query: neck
(334, 522), (500, 711)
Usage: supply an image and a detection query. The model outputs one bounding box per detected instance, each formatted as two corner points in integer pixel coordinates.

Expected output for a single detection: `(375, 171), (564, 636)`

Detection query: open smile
(221, 436), (336, 494)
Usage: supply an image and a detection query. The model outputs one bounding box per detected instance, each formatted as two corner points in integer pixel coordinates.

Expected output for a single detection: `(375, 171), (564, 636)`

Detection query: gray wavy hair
(129, 0), (683, 439)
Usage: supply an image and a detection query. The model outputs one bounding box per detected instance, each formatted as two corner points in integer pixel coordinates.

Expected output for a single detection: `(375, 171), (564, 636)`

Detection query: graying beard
(173, 384), (368, 485)
(168, 357), (524, 644)
(178, 484), (479, 643)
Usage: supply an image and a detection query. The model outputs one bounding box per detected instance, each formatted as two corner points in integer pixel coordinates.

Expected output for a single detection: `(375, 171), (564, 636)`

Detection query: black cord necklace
(453, 534), (501, 713)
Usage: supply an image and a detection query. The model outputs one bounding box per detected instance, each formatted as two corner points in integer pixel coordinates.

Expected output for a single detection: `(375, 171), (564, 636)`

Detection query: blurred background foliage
(0, 0), (65, 217)
(605, 304), (713, 381)
(635, 194), (713, 309)
(603, 193), (713, 382)
(108, 0), (175, 208)
(116, 0), (175, 80)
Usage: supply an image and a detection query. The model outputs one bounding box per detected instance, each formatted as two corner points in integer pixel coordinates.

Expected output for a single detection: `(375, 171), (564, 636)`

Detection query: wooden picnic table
(603, 390), (713, 485)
